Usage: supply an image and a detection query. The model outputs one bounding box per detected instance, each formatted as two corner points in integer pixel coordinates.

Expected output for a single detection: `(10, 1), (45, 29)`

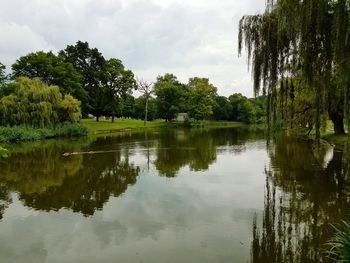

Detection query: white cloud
(0, 0), (265, 97)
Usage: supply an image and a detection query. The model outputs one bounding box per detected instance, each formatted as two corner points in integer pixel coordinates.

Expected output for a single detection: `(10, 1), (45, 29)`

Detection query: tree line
(0, 41), (265, 126)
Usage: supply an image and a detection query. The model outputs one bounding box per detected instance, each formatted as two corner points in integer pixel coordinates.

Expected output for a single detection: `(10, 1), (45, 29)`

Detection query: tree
(0, 77), (81, 127)
(104, 59), (136, 122)
(137, 79), (154, 126)
(11, 51), (86, 105)
(154, 73), (189, 121)
(119, 93), (136, 118)
(60, 94), (82, 123)
(59, 41), (106, 119)
(229, 93), (256, 123)
(212, 96), (233, 120)
(188, 77), (217, 120)
(238, 0), (350, 136)
(0, 62), (7, 88)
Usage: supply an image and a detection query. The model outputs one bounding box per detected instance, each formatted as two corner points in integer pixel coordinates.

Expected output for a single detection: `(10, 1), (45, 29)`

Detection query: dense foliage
(0, 77), (81, 127)
(1, 40), (264, 128)
(0, 124), (88, 143)
(11, 51), (87, 105)
(238, 0), (350, 136)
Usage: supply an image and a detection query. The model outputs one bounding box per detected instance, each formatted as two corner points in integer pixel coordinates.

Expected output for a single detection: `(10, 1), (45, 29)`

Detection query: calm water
(0, 127), (349, 263)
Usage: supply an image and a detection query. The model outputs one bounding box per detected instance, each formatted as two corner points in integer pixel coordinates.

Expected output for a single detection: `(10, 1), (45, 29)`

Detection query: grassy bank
(0, 123), (89, 143)
(82, 118), (245, 133)
(82, 119), (166, 133)
(322, 133), (348, 146)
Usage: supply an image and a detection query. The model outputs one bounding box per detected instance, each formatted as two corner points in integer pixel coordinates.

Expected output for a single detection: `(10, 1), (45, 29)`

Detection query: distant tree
(0, 77), (81, 127)
(0, 62), (7, 88)
(229, 93), (256, 123)
(119, 93), (136, 118)
(134, 96), (158, 121)
(104, 59), (136, 122)
(59, 41), (106, 119)
(137, 79), (154, 126)
(11, 51), (86, 104)
(213, 96), (232, 120)
(188, 77), (217, 120)
(154, 73), (189, 121)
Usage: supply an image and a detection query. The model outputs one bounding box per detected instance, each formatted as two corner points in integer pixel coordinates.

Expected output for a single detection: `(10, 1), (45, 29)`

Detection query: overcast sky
(0, 0), (265, 97)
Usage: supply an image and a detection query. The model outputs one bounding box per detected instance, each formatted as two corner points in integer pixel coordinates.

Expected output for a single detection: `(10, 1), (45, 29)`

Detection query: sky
(0, 0), (265, 98)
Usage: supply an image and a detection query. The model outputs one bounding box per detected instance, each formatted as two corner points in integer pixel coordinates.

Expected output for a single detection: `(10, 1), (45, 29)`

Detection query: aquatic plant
(327, 221), (350, 262)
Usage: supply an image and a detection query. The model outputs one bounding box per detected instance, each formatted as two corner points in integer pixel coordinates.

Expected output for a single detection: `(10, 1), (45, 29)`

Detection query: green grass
(322, 133), (349, 146)
(82, 118), (166, 133)
(82, 118), (244, 133)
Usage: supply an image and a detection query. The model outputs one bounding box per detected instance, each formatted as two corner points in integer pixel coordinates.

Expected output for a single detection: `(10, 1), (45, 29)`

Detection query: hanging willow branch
(238, 0), (350, 138)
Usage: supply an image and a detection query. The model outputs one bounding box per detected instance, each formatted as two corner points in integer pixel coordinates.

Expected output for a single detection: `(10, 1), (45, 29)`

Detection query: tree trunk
(331, 115), (345, 135)
(328, 101), (345, 135)
(112, 115), (115, 123)
(144, 97), (148, 126)
(96, 115), (100, 122)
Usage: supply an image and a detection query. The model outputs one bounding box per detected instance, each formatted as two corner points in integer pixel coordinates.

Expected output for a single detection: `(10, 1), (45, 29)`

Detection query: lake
(0, 127), (349, 263)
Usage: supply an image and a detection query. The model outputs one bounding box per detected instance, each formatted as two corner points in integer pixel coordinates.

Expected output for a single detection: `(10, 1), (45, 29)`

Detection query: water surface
(0, 127), (348, 263)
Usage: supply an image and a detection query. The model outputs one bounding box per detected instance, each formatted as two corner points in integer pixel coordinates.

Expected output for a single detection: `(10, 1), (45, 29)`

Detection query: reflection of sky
(0, 142), (268, 263)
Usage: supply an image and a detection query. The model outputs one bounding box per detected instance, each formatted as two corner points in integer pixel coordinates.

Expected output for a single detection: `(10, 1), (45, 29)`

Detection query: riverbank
(82, 119), (166, 134)
(322, 133), (348, 146)
(82, 118), (244, 134)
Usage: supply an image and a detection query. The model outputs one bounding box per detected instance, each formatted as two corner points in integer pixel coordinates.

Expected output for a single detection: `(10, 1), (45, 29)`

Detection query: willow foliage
(239, 0), (350, 137)
(0, 77), (82, 128)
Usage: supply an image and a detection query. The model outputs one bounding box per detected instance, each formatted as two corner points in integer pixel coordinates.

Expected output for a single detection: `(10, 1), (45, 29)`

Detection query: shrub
(0, 123), (88, 143)
(54, 123), (89, 137)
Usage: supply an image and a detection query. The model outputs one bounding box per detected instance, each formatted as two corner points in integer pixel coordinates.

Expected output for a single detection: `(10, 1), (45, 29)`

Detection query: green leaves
(11, 51), (86, 105)
(0, 77), (82, 128)
(327, 221), (350, 262)
(239, 0), (350, 136)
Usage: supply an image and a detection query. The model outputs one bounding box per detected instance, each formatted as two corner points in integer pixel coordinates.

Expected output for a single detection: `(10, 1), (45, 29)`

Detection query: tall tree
(11, 51), (86, 105)
(188, 77), (217, 120)
(59, 41), (106, 120)
(154, 73), (189, 121)
(137, 79), (154, 126)
(104, 59), (136, 122)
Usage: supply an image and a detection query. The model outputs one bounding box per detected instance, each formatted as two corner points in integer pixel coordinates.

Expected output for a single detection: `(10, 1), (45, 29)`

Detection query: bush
(54, 123), (89, 137)
(0, 123), (88, 143)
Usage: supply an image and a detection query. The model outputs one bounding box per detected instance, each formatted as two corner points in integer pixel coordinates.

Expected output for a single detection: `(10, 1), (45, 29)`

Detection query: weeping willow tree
(0, 77), (81, 128)
(239, 0), (350, 137)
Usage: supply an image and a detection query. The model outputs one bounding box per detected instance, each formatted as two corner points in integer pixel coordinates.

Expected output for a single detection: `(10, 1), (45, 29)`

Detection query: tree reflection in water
(0, 138), (140, 217)
(251, 136), (350, 263)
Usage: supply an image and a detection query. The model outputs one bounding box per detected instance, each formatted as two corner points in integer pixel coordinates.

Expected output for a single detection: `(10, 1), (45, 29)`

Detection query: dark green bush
(54, 123), (89, 137)
(0, 123), (88, 143)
